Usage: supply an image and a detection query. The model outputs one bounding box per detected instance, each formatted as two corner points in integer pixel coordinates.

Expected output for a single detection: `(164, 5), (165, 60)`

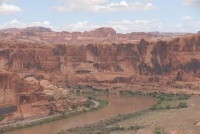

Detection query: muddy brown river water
(6, 95), (155, 134)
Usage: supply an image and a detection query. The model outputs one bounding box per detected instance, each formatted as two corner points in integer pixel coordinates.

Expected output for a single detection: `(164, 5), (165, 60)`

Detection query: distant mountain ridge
(0, 26), (192, 44)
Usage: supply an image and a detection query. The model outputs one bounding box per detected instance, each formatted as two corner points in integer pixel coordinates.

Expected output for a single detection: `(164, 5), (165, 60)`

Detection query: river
(6, 95), (155, 134)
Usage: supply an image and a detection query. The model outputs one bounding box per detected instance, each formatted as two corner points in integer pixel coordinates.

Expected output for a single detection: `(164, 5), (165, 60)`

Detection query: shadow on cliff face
(182, 59), (200, 73)
(0, 31), (200, 85)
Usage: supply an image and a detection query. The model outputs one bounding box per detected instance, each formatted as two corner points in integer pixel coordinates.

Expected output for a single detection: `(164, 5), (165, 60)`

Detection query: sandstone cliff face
(0, 71), (22, 106)
(0, 70), (71, 118)
(0, 70), (49, 107)
(0, 30), (199, 85)
(0, 27), (199, 117)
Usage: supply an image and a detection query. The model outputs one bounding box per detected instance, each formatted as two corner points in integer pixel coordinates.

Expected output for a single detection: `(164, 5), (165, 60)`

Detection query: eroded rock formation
(0, 70), (21, 106)
(0, 27), (199, 86)
(0, 27), (200, 117)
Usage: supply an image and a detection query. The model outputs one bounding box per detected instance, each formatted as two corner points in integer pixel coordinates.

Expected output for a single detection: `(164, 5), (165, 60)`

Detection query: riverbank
(0, 99), (108, 134)
(4, 95), (154, 134)
(3, 89), (197, 134)
(64, 92), (197, 134)
(113, 95), (200, 134)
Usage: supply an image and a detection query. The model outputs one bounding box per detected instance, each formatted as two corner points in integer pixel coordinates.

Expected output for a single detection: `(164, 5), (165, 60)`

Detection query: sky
(0, 0), (200, 33)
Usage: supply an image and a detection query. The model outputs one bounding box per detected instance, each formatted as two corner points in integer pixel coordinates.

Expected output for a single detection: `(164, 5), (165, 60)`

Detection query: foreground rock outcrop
(0, 70), (21, 107)
(0, 69), (72, 120)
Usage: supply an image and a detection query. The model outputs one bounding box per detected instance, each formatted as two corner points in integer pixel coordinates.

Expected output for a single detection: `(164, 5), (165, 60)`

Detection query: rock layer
(0, 29), (199, 85)
(0, 27), (200, 110)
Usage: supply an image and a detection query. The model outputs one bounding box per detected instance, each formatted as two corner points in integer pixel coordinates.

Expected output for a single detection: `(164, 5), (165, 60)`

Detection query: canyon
(0, 27), (200, 126)
(0, 27), (199, 86)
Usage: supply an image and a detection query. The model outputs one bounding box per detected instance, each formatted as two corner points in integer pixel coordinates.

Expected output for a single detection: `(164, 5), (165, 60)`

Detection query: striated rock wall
(0, 28), (200, 115)
(0, 70), (47, 107)
(0, 71), (22, 107)
(0, 27), (200, 85)
(0, 33), (200, 85)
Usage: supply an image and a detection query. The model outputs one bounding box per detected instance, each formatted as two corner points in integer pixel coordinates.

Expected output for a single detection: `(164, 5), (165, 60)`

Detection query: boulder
(40, 80), (51, 87)
(24, 77), (38, 84)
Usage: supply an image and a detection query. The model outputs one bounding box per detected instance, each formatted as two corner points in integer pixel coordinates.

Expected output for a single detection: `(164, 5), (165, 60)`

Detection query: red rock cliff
(0, 31), (199, 86)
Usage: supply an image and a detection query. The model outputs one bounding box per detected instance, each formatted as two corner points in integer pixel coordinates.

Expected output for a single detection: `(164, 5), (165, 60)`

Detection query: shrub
(150, 104), (158, 110)
(157, 101), (162, 105)
(165, 105), (172, 109)
(178, 102), (188, 108)
(0, 115), (5, 121)
(88, 96), (92, 100)
(71, 105), (77, 109)
(153, 127), (165, 134)
(166, 93), (175, 97)
(158, 96), (165, 101)
(166, 97), (173, 101)
(114, 126), (124, 130)
(84, 100), (94, 108)
(105, 89), (109, 93)
(128, 125), (142, 131)
(85, 85), (93, 89)
(178, 94), (190, 100)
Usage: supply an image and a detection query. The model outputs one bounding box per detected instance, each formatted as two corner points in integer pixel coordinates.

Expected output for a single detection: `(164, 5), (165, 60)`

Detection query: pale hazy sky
(0, 0), (200, 33)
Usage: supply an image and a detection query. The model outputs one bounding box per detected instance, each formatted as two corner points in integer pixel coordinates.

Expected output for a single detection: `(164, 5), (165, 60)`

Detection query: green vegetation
(84, 100), (94, 108)
(171, 84), (200, 91)
(150, 93), (190, 110)
(57, 130), (65, 134)
(149, 104), (159, 110)
(99, 126), (125, 134)
(120, 90), (190, 111)
(71, 104), (78, 109)
(119, 90), (145, 96)
(165, 105), (172, 109)
(178, 94), (190, 100)
(153, 127), (166, 134)
(178, 102), (188, 108)
(67, 109), (148, 134)
(0, 116), (5, 121)
(70, 85), (110, 95)
(93, 99), (108, 111)
(120, 90), (190, 101)
(2, 87), (192, 134)
(128, 125), (143, 131)
(64, 91), (191, 134)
